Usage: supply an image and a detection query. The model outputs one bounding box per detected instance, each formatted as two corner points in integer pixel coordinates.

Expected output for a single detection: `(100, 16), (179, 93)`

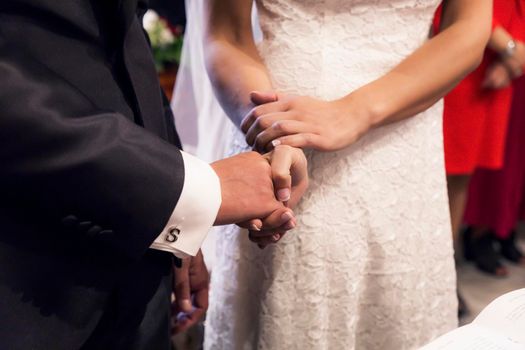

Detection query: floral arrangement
(143, 10), (183, 72)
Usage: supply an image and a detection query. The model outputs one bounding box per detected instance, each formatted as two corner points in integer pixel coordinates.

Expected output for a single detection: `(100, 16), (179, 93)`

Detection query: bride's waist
(257, 44), (397, 98)
(258, 39), (414, 65)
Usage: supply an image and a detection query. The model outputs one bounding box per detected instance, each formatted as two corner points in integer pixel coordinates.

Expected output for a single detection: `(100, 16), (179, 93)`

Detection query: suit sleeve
(0, 38), (189, 259)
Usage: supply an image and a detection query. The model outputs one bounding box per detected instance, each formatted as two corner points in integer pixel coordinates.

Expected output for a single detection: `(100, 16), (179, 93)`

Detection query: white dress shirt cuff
(150, 151), (222, 258)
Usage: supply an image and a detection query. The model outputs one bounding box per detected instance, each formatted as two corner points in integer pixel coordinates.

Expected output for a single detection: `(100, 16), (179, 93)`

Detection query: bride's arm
(203, 0), (273, 126)
(242, 0), (492, 151)
(354, 0), (491, 127)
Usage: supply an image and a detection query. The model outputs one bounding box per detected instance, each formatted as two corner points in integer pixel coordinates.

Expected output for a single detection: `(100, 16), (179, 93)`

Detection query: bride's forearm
(203, 0), (273, 127)
(204, 39), (273, 126)
(341, 0), (492, 129)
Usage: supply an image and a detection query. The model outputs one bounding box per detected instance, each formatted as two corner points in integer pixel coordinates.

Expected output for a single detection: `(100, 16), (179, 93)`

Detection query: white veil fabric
(171, 1), (262, 269)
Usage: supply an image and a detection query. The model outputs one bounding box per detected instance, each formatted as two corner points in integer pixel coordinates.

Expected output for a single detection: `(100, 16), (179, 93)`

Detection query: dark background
(149, 0), (186, 27)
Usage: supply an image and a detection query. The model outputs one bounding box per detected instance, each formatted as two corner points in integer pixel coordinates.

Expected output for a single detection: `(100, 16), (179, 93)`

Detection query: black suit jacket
(0, 1), (185, 349)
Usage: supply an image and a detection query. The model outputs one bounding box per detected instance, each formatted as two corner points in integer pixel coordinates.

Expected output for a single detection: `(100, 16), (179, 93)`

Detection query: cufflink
(165, 227), (180, 243)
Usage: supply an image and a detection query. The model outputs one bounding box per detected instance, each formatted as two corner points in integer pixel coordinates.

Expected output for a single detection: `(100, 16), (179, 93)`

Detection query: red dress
(464, 77), (525, 238)
(436, 1), (524, 175)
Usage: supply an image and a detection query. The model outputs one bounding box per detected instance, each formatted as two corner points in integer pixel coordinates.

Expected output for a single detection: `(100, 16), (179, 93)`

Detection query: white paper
(474, 288), (525, 344)
(420, 289), (525, 349)
(419, 324), (522, 350)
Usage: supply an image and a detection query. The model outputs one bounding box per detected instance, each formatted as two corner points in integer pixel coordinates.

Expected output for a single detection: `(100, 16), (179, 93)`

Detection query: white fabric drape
(170, 1), (261, 269)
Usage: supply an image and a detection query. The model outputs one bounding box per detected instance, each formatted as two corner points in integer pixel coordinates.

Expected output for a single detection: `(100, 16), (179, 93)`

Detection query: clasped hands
(241, 91), (370, 153)
(227, 90), (370, 244)
(172, 145), (308, 334)
(173, 94), (322, 333)
(173, 89), (372, 333)
(222, 89), (369, 246)
(483, 40), (525, 89)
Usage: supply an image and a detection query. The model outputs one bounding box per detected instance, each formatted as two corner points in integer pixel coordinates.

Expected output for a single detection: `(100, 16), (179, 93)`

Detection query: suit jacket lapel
(117, 0), (138, 35)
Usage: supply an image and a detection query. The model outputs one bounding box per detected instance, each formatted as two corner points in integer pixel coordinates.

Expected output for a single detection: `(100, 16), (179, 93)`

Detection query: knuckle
(252, 107), (263, 119)
(275, 174), (291, 185)
(255, 116), (269, 129)
(281, 100), (292, 110)
(284, 98), (295, 109)
(257, 157), (272, 171)
(272, 121), (283, 132)
(254, 134), (265, 148)
(291, 111), (302, 120)
(272, 167), (291, 180)
(272, 121), (289, 133)
(242, 110), (256, 128)
(303, 134), (313, 146)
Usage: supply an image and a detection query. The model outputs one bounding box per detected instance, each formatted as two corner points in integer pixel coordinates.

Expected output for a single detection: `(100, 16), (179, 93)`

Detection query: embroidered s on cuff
(150, 151), (222, 258)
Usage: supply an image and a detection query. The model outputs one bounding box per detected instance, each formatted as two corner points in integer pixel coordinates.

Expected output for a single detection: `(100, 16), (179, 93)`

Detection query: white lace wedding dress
(205, 1), (457, 349)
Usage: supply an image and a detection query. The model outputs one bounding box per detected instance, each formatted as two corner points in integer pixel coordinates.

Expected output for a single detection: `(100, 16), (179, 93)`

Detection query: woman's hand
(263, 144), (308, 209)
(483, 62), (512, 90)
(241, 91), (370, 152)
(239, 145), (308, 247)
(501, 41), (525, 79)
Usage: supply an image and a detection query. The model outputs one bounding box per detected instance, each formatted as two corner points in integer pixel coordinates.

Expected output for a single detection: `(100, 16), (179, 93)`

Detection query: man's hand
(211, 152), (286, 225)
(243, 207), (296, 247)
(172, 250), (209, 335)
(231, 92), (310, 247)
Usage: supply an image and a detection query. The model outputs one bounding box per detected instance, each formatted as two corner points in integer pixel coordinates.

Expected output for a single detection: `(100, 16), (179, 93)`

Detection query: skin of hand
(488, 26), (525, 79)
(247, 208), (296, 248)
(172, 149), (307, 331)
(482, 61), (512, 89)
(203, 0), (274, 126)
(172, 250), (209, 335)
(211, 151), (288, 225)
(502, 41), (525, 79)
(242, 92), (370, 152)
(240, 92), (310, 206)
(206, 0), (491, 153)
(216, 93), (308, 247)
(244, 144), (309, 247)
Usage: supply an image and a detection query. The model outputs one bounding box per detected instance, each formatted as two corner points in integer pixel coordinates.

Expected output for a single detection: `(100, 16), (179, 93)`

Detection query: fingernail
(285, 220), (296, 230)
(281, 211), (294, 223)
(181, 299), (192, 312)
(277, 188), (291, 201)
(250, 223), (261, 231)
(272, 139), (281, 147)
(272, 233), (281, 241)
